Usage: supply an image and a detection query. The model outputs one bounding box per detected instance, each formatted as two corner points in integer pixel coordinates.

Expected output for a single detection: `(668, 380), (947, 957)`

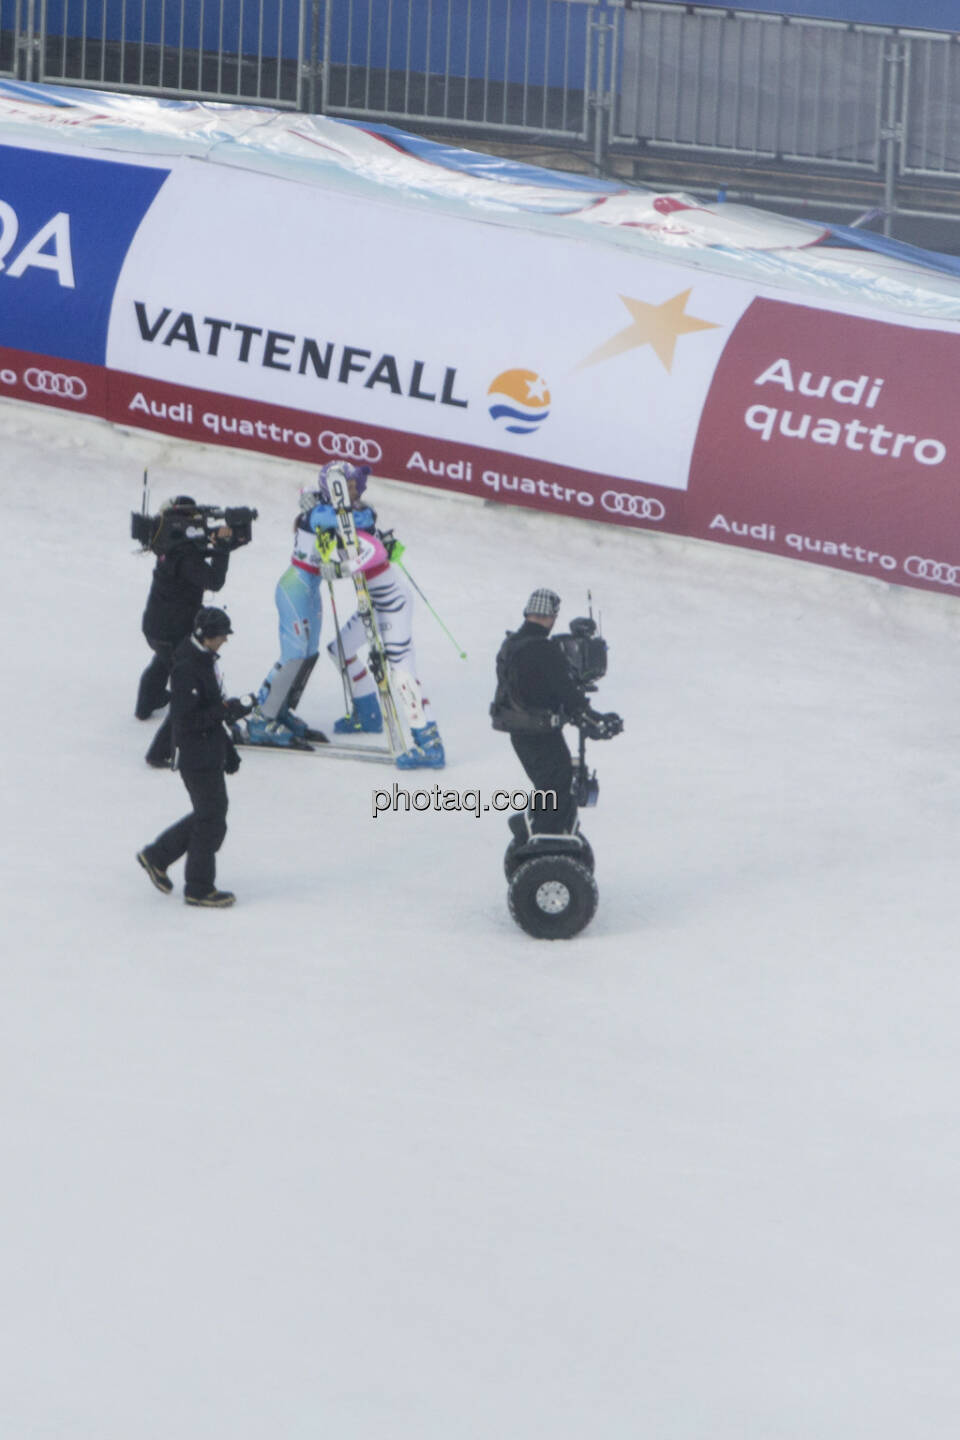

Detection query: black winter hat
(193, 606), (233, 640)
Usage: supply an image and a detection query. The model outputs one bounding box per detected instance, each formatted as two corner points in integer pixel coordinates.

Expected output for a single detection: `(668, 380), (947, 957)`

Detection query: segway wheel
(508, 856), (599, 940)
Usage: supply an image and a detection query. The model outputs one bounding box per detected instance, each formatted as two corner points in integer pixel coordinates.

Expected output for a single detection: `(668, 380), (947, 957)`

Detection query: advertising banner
(3, 86), (960, 599)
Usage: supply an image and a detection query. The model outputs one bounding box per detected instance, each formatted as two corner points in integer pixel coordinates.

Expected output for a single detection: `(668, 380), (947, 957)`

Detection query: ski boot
(279, 708), (329, 744)
(242, 710), (314, 750)
(396, 721), (446, 770)
(333, 693), (383, 735)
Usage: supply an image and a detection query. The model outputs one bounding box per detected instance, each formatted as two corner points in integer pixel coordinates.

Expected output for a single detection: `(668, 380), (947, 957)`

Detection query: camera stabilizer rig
(504, 605), (622, 941)
(130, 472), (257, 555)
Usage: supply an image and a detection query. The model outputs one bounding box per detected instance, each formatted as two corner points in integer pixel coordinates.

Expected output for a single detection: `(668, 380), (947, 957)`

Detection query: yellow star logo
(577, 289), (720, 374)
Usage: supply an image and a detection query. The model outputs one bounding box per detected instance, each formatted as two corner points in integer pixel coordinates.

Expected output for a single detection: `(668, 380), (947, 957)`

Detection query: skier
(491, 588), (621, 833)
(240, 476), (342, 750)
(136, 606), (254, 908)
(246, 462), (444, 768)
(318, 465), (444, 769)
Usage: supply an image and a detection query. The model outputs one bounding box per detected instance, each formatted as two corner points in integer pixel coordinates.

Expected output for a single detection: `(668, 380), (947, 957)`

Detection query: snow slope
(3, 400), (960, 1438)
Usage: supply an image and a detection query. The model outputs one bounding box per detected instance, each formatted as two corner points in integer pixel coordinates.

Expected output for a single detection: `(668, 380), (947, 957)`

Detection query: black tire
(508, 856), (599, 940)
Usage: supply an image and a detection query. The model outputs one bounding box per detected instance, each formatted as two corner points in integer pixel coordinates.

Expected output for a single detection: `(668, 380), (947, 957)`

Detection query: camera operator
(135, 496), (234, 767)
(492, 588), (622, 833)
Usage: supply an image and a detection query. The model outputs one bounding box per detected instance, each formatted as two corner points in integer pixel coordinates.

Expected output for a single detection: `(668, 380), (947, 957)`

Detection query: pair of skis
(324, 470), (424, 764)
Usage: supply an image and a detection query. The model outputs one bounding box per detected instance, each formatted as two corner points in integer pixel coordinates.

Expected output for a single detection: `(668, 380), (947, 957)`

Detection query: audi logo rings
(905, 556), (960, 585)
(601, 490), (666, 522)
(24, 368), (87, 401)
(319, 431), (383, 464)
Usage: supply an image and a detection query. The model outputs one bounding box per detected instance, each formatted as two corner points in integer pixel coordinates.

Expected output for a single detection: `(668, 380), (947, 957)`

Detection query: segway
(505, 725), (600, 940)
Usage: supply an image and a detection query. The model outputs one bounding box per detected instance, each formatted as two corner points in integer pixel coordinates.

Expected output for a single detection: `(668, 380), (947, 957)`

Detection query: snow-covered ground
(3, 399), (960, 1438)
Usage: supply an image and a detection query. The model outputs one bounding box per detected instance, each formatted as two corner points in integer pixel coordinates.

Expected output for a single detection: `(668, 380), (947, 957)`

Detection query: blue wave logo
(487, 368), (551, 435)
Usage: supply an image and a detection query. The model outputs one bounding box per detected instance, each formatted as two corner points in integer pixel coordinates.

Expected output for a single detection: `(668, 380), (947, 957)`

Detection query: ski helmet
(524, 588), (561, 619)
(316, 461), (371, 504)
(193, 606), (233, 641)
(161, 494), (198, 512)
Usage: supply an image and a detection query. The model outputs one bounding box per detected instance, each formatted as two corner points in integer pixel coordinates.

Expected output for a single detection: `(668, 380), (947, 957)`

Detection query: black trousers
(136, 638), (175, 721)
(510, 731), (576, 834)
(146, 768), (229, 895)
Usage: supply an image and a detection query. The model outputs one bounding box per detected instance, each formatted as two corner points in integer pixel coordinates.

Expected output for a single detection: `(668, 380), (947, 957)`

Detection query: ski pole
(395, 559), (467, 659)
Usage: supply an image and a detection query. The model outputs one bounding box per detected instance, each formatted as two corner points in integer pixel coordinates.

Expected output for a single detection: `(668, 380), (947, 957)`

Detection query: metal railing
(4, 1), (960, 219)
(2, 0), (28, 77)
(313, 0), (593, 141)
(34, 0), (306, 106)
(610, 5), (890, 171)
(901, 30), (960, 177)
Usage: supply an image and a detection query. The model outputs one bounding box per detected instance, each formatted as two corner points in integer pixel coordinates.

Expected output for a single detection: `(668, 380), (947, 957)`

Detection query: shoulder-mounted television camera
(552, 616), (608, 692)
(131, 497), (258, 555)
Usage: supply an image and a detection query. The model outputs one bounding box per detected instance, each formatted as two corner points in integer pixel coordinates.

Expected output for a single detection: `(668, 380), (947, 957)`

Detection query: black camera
(553, 616), (608, 692)
(131, 500), (258, 555)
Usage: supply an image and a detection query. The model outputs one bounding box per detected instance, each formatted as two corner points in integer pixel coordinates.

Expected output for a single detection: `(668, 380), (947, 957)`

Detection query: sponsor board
(687, 298), (960, 591)
(4, 129), (960, 598)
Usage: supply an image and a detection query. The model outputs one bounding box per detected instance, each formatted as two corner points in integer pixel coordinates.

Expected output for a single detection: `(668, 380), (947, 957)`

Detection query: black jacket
(500, 621), (588, 718)
(170, 637), (237, 773)
(142, 539), (230, 644)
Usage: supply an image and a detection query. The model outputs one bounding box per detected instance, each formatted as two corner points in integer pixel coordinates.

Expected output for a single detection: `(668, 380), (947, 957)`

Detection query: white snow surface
(2, 400), (960, 1438)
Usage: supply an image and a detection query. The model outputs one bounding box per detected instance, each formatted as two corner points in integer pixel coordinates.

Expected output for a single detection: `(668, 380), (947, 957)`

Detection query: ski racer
(317, 463), (444, 770)
(240, 478), (338, 751)
(244, 462), (444, 769)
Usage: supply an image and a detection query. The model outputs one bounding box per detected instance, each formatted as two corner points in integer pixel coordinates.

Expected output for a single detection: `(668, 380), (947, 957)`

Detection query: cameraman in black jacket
(137, 607), (254, 908)
(492, 588), (622, 834)
(136, 496), (233, 767)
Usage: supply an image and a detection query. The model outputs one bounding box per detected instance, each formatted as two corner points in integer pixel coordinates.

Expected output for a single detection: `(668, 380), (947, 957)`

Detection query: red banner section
(0, 347), (107, 417)
(0, 347), (684, 535)
(688, 299), (960, 596)
(6, 330), (960, 601)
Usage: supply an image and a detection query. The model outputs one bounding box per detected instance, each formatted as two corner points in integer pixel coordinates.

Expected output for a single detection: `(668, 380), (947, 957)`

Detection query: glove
(224, 693), (256, 721)
(315, 528), (340, 562)
(378, 528), (406, 563)
(224, 744), (241, 775)
(581, 708), (623, 740)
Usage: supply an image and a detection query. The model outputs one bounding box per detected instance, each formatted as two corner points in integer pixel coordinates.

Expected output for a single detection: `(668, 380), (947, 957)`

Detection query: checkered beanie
(524, 588), (561, 619)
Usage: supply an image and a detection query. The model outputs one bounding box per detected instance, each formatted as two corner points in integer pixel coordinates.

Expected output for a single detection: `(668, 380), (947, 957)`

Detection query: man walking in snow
(137, 607), (253, 908)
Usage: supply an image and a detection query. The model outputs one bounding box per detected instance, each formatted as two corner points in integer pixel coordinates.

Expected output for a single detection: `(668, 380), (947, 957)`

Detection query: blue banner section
(0, 146), (167, 365)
